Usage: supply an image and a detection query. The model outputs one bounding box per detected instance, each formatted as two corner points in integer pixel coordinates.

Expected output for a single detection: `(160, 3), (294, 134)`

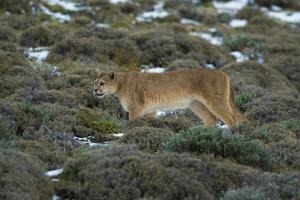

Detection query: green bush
(119, 126), (174, 153)
(165, 127), (275, 170)
(77, 108), (120, 139)
(224, 33), (266, 52)
(235, 89), (255, 112)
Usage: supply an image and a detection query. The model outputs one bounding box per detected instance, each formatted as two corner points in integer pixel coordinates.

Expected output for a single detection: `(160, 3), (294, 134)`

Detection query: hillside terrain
(0, 0), (300, 199)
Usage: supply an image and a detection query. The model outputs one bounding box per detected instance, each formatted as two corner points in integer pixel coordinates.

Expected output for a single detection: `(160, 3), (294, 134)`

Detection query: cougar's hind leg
(189, 100), (217, 127)
(200, 95), (236, 128)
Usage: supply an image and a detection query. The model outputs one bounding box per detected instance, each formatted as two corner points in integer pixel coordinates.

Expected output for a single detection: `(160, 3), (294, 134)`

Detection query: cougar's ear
(109, 71), (115, 80)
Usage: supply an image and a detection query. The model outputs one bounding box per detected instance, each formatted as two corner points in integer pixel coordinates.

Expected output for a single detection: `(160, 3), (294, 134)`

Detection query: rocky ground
(0, 0), (300, 199)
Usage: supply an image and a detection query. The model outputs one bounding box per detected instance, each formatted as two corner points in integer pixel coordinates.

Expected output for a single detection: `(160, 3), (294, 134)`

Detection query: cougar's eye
(100, 82), (104, 86)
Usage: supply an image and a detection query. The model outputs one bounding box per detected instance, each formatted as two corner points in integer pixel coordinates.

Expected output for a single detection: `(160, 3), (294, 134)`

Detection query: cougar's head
(93, 71), (117, 98)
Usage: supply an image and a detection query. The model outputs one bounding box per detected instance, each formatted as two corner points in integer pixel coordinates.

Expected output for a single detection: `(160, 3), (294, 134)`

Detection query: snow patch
(109, 0), (129, 4)
(24, 47), (49, 62)
(136, 2), (169, 22)
(41, 5), (71, 22)
(180, 18), (200, 25)
(263, 7), (300, 24)
(229, 19), (247, 27)
(190, 32), (223, 46)
(230, 51), (249, 62)
(95, 23), (110, 28)
(213, 0), (249, 15)
(217, 123), (229, 129)
(45, 168), (63, 177)
(112, 133), (124, 137)
(52, 195), (61, 200)
(73, 136), (111, 147)
(141, 67), (166, 73)
(204, 64), (215, 69)
(43, 0), (85, 11)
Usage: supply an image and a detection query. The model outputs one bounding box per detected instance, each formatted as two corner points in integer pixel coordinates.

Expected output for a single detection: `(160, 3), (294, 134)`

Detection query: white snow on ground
(190, 32), (223, 46)
(24, 47), (49, 62)
(52, 195), (61, 200)
(73, 136), (111, 147)
(43, 0), (85, 11)
(262, 7), (300, 24)
(230, 51), (249, 62)
(136, 2), (169, 22)
(95, 23), (110, 28)
(109, 0), (129, 4)
(180, 18), (200, 25)
(204, 64), (215, 69)
(216, 123), (229, 129)
(112, 133), (124, 137)
(45, 168), (63, 177)
(141, 67), (166, 73)
(229, 19), (247, 28)
(156, 111), (167, 116)
(213, 0), (249, 15)
(40, 5), (71, 22)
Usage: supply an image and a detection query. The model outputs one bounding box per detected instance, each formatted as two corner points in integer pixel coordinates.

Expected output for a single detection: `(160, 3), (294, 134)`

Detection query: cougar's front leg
(128, 105), (144, 120)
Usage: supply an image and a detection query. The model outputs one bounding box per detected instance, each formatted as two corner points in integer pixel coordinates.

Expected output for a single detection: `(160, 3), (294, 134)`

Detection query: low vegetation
(0, 0), (299, 199)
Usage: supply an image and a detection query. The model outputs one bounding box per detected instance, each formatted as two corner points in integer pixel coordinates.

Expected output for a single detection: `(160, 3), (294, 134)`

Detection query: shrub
(235, 89), (255, 112)
(0, 50), (28, 69)
(47, 28), (140, 68)
(119, 126), (174, 153)
(165, 127), (275, 170)
(221, 61), (298, 97)
(256, 0), (300, 10)
(20, 25), (64, 47)
(74, 15), (92, 25)
(0, 149), (54, 200)
(0, 0), (32, 14)
(224, 33), (266, 53)
(77, 108), (120, 140)
(15, 140), (68, 169)
(167, 58), (200, 70)
(221, 186), (277, 200)
(0, 27), (17, 42)
(57, 146), (270, 199)
(0, 100), (48, 135)
(254, 119), (300, 143)
(0, 118), (11, 140)
(126, 117), (195, 133)
(236, 7), (265, 20)
(132, 29), (230, 67)
(246, 95), (300, 124)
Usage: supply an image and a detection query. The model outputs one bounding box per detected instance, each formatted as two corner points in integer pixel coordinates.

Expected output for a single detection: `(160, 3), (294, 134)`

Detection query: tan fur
(93, 69), (245, 128)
